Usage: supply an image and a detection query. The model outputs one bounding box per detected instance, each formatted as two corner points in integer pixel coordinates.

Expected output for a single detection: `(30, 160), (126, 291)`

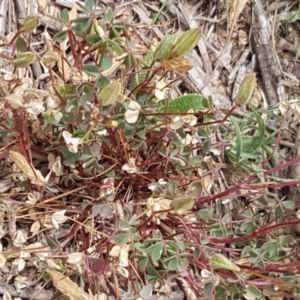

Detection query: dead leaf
(47, 269), (92, 300)
(9, 151), (47, 185)
(69, 6), (77, 21)
(162, 58), (193, 72)
(0, 253), (6, 267)
(57, 54), (71, 81)
(229, 0), (249, 28)
(36, 0), (48, 12)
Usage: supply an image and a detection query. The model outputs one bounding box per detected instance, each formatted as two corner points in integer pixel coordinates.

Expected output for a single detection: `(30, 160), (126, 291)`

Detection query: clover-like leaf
(98, 81), (120, 106)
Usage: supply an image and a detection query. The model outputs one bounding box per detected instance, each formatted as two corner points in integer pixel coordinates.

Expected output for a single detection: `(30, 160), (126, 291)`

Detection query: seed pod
(234, 73), (256, 107)
(98, 81), (120, 106)
(20, 15), (40, 33)
(13, 52), (35, 68)
(42, 51), (60, 68)
(170, 28), (201, 58)
(209, 253), (240, 272)
(153, 35), (177, 61)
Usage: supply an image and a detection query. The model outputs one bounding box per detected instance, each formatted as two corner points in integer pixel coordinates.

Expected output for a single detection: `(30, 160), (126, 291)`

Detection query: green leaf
(209, 253), (240, 272)
(110, 40), (123, 55)
(230, 116), (242, 162)
(13, 52), (35, 68)
(16, 37), (27, 52)
(96, 76), (110, 88)
(161, 94), (210, 113)
(98, 81), (120, 106)
(113, 233), (129, 246)
(234, 73), (256, 107)
(138, 257), (148, 272)
(45, 235), (60, 249)
(171, 194), (194, 213)
(105, 7), (113, 23)
(198, 208), (211, 221)
(170, 28), (201, 58)
(73, 17), (90, 24)
(188, 181), (202, 198)
(60, 9), (69, 23)
(247, 285), (262, 298)
(101, 56), (112, 70)
(246, 107), (265, 152)
(139, 284), (153, 299)
(261, 241), (278, 257)
(72, 18), (91, 34)
(167, 256), (178, 271)
(148, 242), (163, 262)
(215, 285), (228, 300)
(285, 10), (300, 23)
(83, 64), (100, 77)
(84, 0), (93, 12)
(135, 242), (148, 253)
(53, 30), (68, 42)
(282, 200), (295, 210)
(279, 235), (293, 247)
(154, 35), (177, 61)
(86, 34), (101, 44)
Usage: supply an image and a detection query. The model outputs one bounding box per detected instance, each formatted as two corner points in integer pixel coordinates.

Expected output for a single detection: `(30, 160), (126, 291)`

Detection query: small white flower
(181, 109), (197, 126)
(154, 81), (168, 101)
(148, 178), (168, 191)
(222, 198), (231, 204)
(62, 131), (82, 153)
(182, 133), (193, 146)
(51, 210), (67, 229)
(27, 101), (45, 116)
(147, 196), (171, 224)
(96, 129), (108, 136)
(122, 158), (138, 174)
(170, 116), (184, 130)
(124, 101), (141, 124)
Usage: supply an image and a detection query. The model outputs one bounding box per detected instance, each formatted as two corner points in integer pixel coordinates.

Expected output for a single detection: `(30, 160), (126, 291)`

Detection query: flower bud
(42, 51), (59, 68)
(209, 253), (240, 272)
(170, 28), (201, 58)
(13, 52), (35, 68)
(105, 120), (118, 128)
(234, 73), (256, 107)
(154, 35), (177, 61)
(20, 15), (40, 33)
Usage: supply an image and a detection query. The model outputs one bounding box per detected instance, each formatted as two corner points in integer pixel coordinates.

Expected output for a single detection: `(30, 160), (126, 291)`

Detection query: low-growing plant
(1, 1), (300, 300)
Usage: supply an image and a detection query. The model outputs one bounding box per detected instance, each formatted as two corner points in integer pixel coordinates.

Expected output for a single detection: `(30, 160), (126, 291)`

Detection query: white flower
(181, 109), (197, 126)
(154, 81), (168, 101)
(170, 116), (184, 130)
(96, 129), (108, 136)
(148, 178), (168, 191)
(124, 101), (141, 124)
(51, 210), (67, 229)
(182, 134), (193, 146)
(147, 196), (171, 224)
(122, 158), (138, 174)
(62, 131), (82, 153)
